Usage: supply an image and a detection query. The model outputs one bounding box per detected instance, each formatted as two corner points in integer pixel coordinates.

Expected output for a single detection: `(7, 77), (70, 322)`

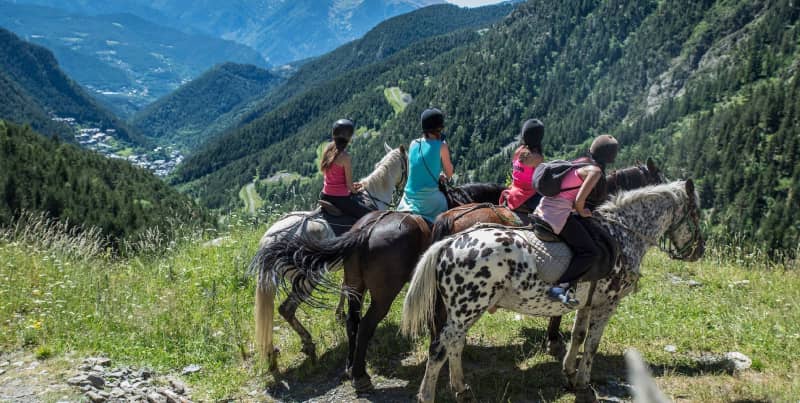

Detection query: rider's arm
(341, 154), (361, 193)
(440, 142), (454, 180)
(574, 165), (602, 217)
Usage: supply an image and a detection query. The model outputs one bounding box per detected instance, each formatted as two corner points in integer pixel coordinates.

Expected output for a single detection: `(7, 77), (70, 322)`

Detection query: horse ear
(399, 144), (406, 154)
(685, 179), (695, 195)
(646, 157), (658, 173)
(384, 142), (392, 153)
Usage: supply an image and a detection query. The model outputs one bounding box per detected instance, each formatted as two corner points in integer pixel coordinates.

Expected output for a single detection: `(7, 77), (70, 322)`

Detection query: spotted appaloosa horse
(430, 158), (665, 356)
(251, 143), (407, 369)
(402, 180), (704, 402)
(252, 182), (503, 389)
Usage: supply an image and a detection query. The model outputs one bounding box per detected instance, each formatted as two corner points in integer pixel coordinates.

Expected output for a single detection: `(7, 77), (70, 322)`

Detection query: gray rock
(147, 392), (167, 403)
(180, 365), (201, 375)
(0, 369), (5, 376)
(159, 388), (181, 403)
(664, 345), (677, 353)
(91, 365), (106, 373)
(86, 374), (106, 389)
(138, 368), (154, 379)
(120, 380), (132, 390)
(0, 361), (9, 367)
(86, 391), (106, 402)
(110, 388), (126, 398)
(169, 380), (187, 395)
(723, 352), (752, 373)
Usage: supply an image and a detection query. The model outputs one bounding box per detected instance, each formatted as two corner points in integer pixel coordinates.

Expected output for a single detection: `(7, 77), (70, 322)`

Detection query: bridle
(661, 194), (703, 260)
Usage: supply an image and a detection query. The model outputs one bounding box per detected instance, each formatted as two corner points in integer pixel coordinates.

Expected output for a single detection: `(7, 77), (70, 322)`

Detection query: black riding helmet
(590, 134), (619, 166)
(520, 119), (544, 151)
(421, 108), (444, 133)
(332, 118), (354, 140)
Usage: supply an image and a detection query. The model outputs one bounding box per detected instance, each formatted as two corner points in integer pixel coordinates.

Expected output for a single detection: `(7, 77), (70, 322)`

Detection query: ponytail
(320, 138), (349, 171)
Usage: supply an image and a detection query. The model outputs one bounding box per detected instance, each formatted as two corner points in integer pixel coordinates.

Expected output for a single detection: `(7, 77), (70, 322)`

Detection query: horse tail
(254, 281), (276, 367)
(431, 213), (456, 243)
(252, 214), (381, 307)
(401, 237), (451, 338)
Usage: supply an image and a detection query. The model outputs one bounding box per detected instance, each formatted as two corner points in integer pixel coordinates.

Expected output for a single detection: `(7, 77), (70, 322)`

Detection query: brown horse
(252, 183), (503, 389)
(430, 158), (665, 356)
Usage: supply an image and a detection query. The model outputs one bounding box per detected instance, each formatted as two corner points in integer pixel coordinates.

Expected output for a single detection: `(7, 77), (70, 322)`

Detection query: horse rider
(396, 108), (454, 223)
(319, 119), (372, 219)
(534, 134), (620, 304)
(499, 119), (545, 213)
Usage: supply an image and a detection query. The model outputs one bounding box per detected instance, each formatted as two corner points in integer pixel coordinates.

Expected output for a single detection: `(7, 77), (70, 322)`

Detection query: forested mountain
(0, 120), (207, 243)
(5, 0), (445, 65)
(0, 27), (144, 144)
(131, 63), (282, 151)
(173, 0), (800, 254)
(0, 2), (267, 113)
(235, 3), (516, 128)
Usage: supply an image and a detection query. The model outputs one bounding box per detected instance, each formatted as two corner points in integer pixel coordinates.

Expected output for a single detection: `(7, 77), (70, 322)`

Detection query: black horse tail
(251, 214), (383, 307)
(431, 213), (456, 244)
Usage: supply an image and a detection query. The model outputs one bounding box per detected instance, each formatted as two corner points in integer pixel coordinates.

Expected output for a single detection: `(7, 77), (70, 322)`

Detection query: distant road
(240, 183), (263, 215)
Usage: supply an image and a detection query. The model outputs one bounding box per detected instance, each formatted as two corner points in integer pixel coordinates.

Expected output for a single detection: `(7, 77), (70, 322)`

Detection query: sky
(447, 0), (508, 7)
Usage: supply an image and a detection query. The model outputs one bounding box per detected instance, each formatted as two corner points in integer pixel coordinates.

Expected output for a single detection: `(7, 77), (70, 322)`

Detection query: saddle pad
(319, 210), (358, 236)
(517, 230), (573, 284)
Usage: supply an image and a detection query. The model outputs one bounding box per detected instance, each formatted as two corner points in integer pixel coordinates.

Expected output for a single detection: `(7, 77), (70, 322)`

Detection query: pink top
(499, 152), (537, 210)
(535, 168), (584, 234)
(322, 163), (349, 197)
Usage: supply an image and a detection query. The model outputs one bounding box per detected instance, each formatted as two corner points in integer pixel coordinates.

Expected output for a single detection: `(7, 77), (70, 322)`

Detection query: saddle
(316, 194), (375, 236)
(524, 216), (621, 283)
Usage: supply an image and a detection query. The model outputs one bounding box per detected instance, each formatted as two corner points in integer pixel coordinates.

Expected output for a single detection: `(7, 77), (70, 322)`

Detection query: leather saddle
(530, 215), (620, 282)
(318, 200), (343, 216)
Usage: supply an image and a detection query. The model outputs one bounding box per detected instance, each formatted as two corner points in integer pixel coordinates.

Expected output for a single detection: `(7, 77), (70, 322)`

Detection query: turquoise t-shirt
(397, 138), (447, 222)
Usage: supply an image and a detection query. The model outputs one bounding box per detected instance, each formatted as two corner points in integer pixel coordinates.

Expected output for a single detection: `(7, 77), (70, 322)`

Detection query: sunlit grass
(1, 215), (798, 401)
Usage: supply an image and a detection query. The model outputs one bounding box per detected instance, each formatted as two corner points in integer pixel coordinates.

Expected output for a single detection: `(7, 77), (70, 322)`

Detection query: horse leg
(344, 289), (363, 379)
(444, 324), (474, 403)
(546, 315), (566, 357)
(563, 307), (591, 390)
(278, 289), (317, 360)
(573, 305), (616, 403)
(350, 288), (400, 393)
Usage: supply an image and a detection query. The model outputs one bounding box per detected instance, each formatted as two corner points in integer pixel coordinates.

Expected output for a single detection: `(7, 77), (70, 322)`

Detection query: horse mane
(598, 181), (686, 215)
(359, 148), (404, 191)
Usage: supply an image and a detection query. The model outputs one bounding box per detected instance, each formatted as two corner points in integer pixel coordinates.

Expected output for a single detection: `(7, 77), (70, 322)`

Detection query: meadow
(1, 213), (798, 402)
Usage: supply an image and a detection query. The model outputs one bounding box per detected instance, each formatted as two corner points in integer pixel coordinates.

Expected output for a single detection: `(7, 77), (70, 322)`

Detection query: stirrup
(318, 200), (343, 216)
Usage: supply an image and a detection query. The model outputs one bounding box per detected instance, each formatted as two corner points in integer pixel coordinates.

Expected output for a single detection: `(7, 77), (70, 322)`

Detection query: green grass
(1, 219), (798, 401)
(384, 87), (411, 115)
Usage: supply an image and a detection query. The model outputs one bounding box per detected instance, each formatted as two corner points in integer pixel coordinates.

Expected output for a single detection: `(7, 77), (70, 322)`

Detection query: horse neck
(599, 190), (681, 270)
(359, 152), (401, 209)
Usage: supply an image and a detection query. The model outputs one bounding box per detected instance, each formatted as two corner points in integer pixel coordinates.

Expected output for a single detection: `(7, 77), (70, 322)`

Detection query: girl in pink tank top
(319, 119), (371, 219)
(500, 119), (544, 211)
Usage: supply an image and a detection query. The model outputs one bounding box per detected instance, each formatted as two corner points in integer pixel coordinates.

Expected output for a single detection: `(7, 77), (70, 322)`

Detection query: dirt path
(240, 182), (263, 215)
(0, 351), (79, 402)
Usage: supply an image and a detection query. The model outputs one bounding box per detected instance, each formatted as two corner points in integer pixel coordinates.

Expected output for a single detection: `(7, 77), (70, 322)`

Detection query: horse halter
(661, 193), (704, 261)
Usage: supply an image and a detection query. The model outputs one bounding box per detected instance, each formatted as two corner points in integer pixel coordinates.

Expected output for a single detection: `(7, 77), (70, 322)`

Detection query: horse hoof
(352, 374), (374, 394)
(455, 385), (475, 403)
(574, 386), (598, 403)
(340, 367), (352, 381)
(563, 372), (578, 391)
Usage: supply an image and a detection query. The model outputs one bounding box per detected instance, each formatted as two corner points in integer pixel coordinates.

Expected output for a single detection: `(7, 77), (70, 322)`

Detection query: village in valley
(52, 116), (184, 177)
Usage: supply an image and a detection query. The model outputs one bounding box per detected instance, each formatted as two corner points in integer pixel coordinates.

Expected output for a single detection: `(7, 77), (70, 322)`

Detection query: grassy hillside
(131, 63), (283, 151)
(173, 0), (800, 255)
(0, 27), (145, 144)
(0, 217), (796, 401)
(0, 120), (207, 244)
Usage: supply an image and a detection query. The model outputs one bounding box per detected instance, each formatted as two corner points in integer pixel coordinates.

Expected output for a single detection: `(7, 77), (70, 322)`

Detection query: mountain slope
(236, 2), (516, 128)
(0, 27), (144, 144)
(131, 63), (282, 150)
(0, 120), (207, 242)
(174, 0), (800, 253)
(0, 2), (267, 111)
(6, 0), (446, 64)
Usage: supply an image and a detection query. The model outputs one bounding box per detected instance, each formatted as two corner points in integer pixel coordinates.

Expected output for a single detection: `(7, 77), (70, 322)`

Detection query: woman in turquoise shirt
(397, 108), (454, 222)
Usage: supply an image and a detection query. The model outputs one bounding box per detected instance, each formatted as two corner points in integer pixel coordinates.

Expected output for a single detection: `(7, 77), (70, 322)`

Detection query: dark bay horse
(430, 158), (664, 355)
(252, 183), (503, 387)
